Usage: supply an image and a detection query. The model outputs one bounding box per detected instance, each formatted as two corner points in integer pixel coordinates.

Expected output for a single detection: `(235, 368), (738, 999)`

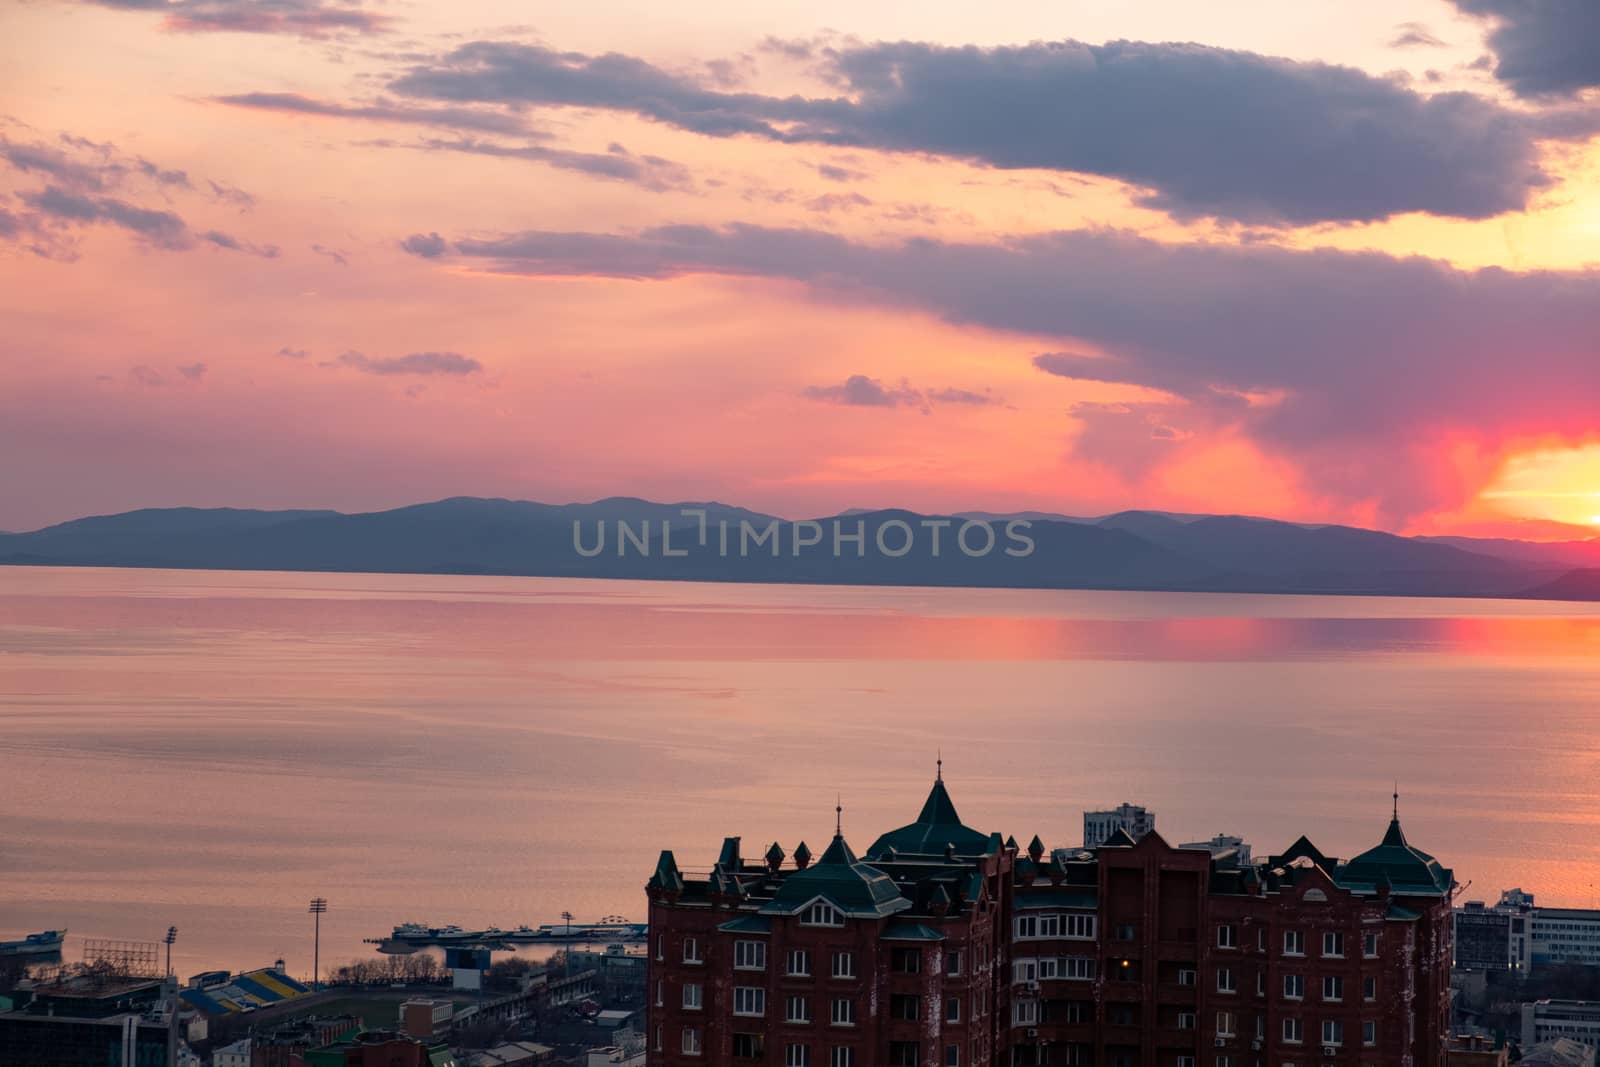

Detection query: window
(892, 947), (921, 974)
(831, 998), (856, 1027)
(890, 1042), (919, 1067)
(1211, 966), (1232, 993)
(1363, 1021), (1377, 1047)
(1322, 931), (1344, 958)
(787, 1045), (811, 1067)
(1114, 922), (1136, 942)
(1039, 958), (1059, 980)
(1284, 974), (1304, 999)
(1061, 957), (1096, 981)
(1217, 1011), (1235, 1038)
(788, 949), (811, 977)
(1178, 1011), (1196, 1031)
(656, 1026), (663, 1053)
(832, 951), (855, 979)
(787, 995), (811, 1024)
(1363, 932), (1379, 958)
(656, 935), (665, 961)
(1218, 1059), (1231, 1067)
(733, 1034), (765, 1060)
(1038, 914), (1060, 937)
(1283, 1018), (1303, 1044)
(830, 1049), (854, 1067)
(890, 994), (919, 1021)
(683, 937), (703, 964)
(1283, 930), (1304, 956)
(1064, 914), (1096, 939)
(1177, 968), (1196, 986)
(734, 987), (766, 1017)
(1177, 1058), (1195, 1067)
(1013, 959), (1037, 983)
(735, 940), (767, 970)
(1217, 924), (1238, 949)
(801, 902), (843, 926)
(946, 998), (960, 1023)
(1014, 915), (1038, 940)
(1322, 975), (1343, 1002)
(1013, 1000), (1038, 1026)
(683, 982), (703, 1010)
(1322, 1020), (1343, 1047)
(946, 1045), (960, 1067)
(1363, 976), (1377, 1001)
(1256, 972), (1265, 997)
(946, 950), (962, 976)
(682, 1027), (703, 1056)
(656, 979), (663, 1007)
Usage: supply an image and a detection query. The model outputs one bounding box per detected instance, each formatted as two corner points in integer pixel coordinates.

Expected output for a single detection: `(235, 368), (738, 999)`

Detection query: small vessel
(0, 929), (67, 957)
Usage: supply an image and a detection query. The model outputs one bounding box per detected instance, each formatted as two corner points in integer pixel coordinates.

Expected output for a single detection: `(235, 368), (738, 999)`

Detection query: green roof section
(760, 833), (910, 918)
(882, 922), (947, 942)
(866, 777), (992, 859)
(719, 915), (774, 933)
(1335, 816), (1454, 898)
(648, 850), (684, 893)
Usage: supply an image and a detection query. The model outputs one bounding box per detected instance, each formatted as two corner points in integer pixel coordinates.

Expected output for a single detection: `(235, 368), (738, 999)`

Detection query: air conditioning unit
(1215, 1037), (1229, 1048)
(1323, 1047), (1338, 1057)
(1251, 1041), (1262, 1051)
(1026, 1029), (1039, 1039)
(1025, 980), (1040, 991)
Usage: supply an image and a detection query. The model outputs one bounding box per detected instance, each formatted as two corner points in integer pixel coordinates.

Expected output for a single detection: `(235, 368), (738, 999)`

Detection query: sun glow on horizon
(1479, 444), (1600, 531)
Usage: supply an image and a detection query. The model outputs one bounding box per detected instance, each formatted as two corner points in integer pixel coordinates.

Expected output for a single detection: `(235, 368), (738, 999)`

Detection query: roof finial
(936, 749), (942, 782)
(836, 794), (842, 836)
(1393, 782), (1400, 821)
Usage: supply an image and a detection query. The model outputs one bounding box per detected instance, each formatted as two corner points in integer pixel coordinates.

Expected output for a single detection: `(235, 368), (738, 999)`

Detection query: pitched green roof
(866, 779), (990, 859)
(719, 916), (774, 934)
(1335, 818), (1453, 898)
(760, 834), (910, 917)
(882, 922), (946, 942)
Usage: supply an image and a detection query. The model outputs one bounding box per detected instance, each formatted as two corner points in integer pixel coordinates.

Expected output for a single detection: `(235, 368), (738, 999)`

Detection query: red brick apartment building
(645, 777), (1454, 1067)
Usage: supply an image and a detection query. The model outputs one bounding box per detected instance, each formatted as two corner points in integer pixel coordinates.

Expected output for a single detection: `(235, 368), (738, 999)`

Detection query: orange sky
(1, 0), (1597, 536)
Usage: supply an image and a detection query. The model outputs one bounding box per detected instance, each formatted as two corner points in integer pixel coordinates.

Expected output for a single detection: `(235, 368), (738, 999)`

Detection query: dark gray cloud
(1389, 22), (1448, 48)
(78, 0), (390, 35)
(410, 137), (692, 191)
(327, 350), (484, 376)
(803, 374), (999, 411)
(201, 229), (280, 257)
(387, 38), (1552, 224)
(0, 126), (270, 260)
(399, 232), (448, 258)
(21, 186), (191, 249)
(407, 220), (1600, 521)
(1450, 0), (1600, 97)
(176, 362), (207, 381)
(215, 92), (528, 135)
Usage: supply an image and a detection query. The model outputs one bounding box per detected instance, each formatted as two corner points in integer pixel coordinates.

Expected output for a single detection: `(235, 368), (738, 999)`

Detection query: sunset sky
(2, 0), (1598, 536)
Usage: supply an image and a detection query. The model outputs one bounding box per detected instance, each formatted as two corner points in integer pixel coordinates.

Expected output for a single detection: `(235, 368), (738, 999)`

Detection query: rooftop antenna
(836, 795), (842, 836)
(1393, 782), (1399, 820)
(936, 750), (942, 782)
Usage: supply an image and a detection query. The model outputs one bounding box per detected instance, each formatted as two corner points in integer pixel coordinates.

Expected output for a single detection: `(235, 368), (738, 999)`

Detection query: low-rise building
(1523, 1001), (1600, 1049)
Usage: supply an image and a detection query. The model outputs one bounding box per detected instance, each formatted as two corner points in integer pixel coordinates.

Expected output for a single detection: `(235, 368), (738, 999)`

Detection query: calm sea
(3, 565), (1600, 980)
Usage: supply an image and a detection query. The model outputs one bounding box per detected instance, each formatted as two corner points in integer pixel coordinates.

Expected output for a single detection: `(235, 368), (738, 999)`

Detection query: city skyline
(3, 1), (1599, 537)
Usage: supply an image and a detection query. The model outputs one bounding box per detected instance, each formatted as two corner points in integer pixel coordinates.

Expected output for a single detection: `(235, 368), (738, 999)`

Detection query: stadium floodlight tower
(308, 897), (328, 990)
(163, 926), (177, 977)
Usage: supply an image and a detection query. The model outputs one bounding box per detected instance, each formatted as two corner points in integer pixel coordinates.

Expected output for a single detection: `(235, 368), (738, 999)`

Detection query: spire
(836, 795), (843, 836)
(1394, 783), (1399, 821)
(1382, 787), (1408, 847)
(936, 750), (942, 782)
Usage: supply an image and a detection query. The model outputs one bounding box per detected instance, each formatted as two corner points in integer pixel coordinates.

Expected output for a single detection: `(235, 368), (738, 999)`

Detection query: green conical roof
(866, 778), (991, 859)
(1336, 817), (1452, 897)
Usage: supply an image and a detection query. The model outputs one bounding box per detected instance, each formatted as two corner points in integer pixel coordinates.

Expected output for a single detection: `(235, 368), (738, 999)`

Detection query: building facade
(1521, 1001), (1600, 1049)
(1084, 807), (1157, 850)
(647, 778), (1454, 1067)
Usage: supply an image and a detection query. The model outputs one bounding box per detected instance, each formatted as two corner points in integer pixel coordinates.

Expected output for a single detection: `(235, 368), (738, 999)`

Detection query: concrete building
(1083, 805), (1155, 849)
(1523, 1001), (1600, 1050)
(401, 997), (453, 1040)
(214, 1036), (252, 1066)
(647, 775), (1456, 1067)
(1178, 834), (1253, 869)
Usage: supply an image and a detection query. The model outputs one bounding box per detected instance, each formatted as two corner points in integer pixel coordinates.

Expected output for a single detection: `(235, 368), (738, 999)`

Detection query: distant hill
(0, 497), (1594, 600)
(1515, 569), (1600, 601)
